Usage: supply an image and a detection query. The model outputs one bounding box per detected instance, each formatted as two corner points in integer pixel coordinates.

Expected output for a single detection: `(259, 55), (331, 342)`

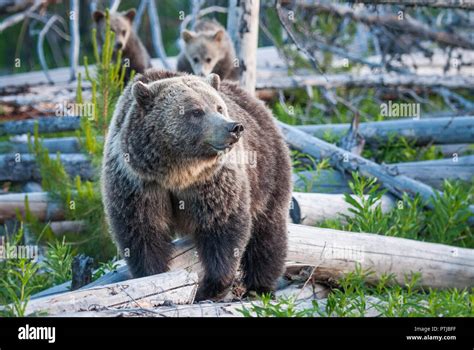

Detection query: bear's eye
(193, 57), (199, 63)
(190, 109), (205, 118)
(217, 106), (223, 113)
(122, 30), (126, 36)
(205, 57), (211, 63)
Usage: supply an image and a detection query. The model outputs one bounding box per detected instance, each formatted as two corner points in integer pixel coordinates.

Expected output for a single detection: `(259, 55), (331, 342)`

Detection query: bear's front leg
(194, 213), (251, 301)
(105, 186), (174, 278)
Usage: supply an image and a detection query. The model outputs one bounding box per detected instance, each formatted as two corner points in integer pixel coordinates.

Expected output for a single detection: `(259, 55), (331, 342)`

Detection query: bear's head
(181, 29), (227, 76)
(93, 9), (135, 52)
(124, 73), (244, 188)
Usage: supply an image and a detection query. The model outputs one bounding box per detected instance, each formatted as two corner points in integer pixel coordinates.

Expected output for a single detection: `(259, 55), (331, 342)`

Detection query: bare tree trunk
(227, 0), (260, 94)
(69, 0), (80, 81)
(147, 0), (170, 70)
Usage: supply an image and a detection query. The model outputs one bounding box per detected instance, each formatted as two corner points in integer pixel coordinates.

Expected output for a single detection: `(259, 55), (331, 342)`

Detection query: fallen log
(292, 192), (396, 226)
(34, 223), (474, 303)
(256, 73), (474, 90)
(295, 117), (474, 146)
(51, 295), (384, 317)
(1, 191), (391, 225)
(386, 155), (474, 188)
(0, 136), (83, 153)
(24, 269), (198, 316)
(0, 116), (81, 136)
(437, 144), (473, 158)
(278, 121), (474, 220)
(0, 153), (93, 182)
(0, 192), (63, 222)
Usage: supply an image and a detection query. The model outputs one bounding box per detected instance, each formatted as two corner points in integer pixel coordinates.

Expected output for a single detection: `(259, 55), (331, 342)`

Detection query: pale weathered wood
(36, 223), (474, 305)
(24, 269), (198, 316)
(296, 155), (474, 190)
(227, 0), (260, 94)
(0, 153), (93, 182)
(292, 192), (396, 226)
(1, 191), (386, 225)
(256, 73), (474, 90)
(0, 117), (81, 136)
(295, 117), (474, 146)
(0, 192), (63, 222)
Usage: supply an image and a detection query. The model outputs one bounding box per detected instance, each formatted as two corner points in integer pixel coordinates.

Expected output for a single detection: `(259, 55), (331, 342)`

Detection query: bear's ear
(182, 30), (195, 43)
(206, 73), (220, 91)
(124, 9), (136, 23)
(213, 30), (224, 43)
(92, 11), (105, 23)
(132, 81), (151, 107)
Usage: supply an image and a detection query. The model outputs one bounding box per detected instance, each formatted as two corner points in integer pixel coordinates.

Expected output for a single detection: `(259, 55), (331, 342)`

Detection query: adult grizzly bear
(102, 69), (292, 301)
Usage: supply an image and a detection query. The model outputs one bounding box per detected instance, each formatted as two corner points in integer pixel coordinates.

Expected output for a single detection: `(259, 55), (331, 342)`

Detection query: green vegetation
(240, 269), (473, 317)
(0, 225), (73, 316)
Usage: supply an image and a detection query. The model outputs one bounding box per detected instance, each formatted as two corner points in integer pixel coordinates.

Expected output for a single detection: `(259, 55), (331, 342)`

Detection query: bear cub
(102, 70), (292, 301)
(93, 9), (151, 82)
(177, 19), (239, 80)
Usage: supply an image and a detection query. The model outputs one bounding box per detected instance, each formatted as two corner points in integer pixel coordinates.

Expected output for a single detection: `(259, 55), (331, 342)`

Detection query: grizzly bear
(93, 9), (152, 82)
(177, 19), (239, 80)
(102, 69), (292, 301)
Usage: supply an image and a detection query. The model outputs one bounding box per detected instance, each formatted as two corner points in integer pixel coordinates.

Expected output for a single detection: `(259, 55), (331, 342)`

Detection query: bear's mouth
(208, 143), (232, 152)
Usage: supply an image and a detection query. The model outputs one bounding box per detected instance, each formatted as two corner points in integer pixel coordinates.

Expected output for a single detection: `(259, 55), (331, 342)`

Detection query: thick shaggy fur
(102, 69), (292, 301)
(177, 20), (239, 80)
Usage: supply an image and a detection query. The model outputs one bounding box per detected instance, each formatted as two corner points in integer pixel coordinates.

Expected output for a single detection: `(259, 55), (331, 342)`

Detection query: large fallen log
(278, 121), (474, 220)
(24, 269), (198, 316)
(51, 295), (385, 317)
(0, 191), (392, 225)
(32, 223), (474, 303)
(295, 117), (474, 146)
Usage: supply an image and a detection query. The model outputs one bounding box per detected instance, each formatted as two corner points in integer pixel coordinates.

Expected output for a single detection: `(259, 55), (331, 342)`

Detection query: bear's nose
(228, 122), (244, 135)
(227, 122), (244, 144)
(115, 42), (123, 50)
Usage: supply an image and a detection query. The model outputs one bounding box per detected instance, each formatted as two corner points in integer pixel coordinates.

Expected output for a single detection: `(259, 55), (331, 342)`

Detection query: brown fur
(93, 9), (151, 82)
(102, 69), (292, 301)
(177, 19), (239, 80)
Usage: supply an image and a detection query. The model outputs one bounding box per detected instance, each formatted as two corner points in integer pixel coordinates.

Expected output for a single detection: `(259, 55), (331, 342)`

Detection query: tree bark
(227, 0), (260, 94)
